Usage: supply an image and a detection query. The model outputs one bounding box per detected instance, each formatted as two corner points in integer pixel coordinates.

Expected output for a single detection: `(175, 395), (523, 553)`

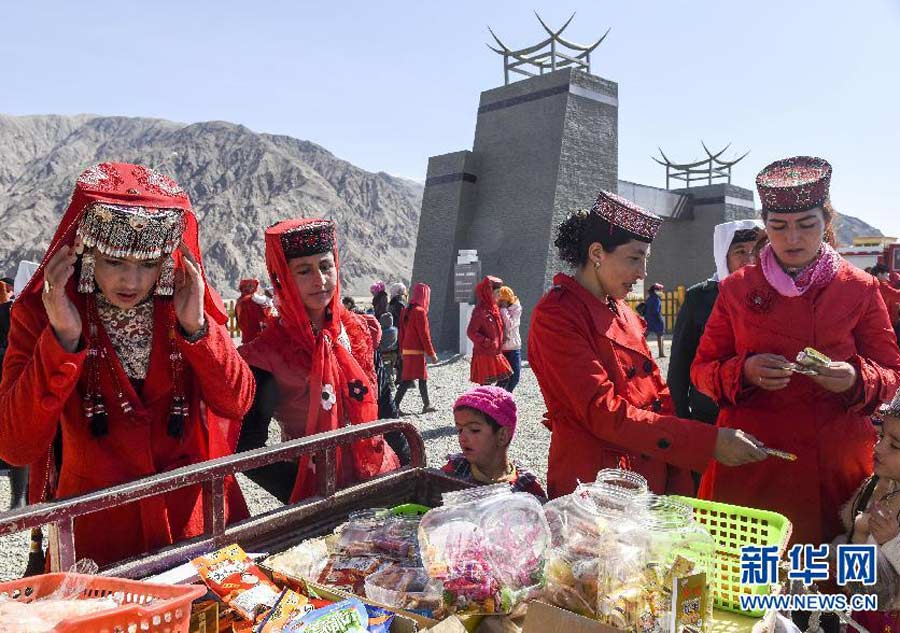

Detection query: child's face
(874, 417), (900, 480)
(454, 409), (510, 467)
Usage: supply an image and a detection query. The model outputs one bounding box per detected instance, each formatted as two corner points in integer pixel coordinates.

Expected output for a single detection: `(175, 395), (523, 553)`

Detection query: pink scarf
(760, 242), (841, 297)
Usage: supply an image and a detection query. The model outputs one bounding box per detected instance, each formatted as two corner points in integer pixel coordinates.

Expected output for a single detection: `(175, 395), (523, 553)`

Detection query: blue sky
(3, 1), (899, 236)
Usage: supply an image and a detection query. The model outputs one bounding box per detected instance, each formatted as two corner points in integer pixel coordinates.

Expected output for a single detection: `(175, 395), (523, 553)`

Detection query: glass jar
(596, 495), (715, 633)
(542, 475), (651, 618)
(417, 484), (550, 616)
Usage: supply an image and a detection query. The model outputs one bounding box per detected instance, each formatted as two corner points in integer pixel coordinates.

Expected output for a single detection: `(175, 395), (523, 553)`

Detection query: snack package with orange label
(192, 544), (282, 621)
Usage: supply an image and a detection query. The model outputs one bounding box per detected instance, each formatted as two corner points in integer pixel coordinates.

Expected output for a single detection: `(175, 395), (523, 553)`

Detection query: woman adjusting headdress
(0, 162), (254, 568)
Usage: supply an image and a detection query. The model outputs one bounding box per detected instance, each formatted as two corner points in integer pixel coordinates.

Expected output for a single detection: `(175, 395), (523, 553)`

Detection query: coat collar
(552, 274), (654, 362)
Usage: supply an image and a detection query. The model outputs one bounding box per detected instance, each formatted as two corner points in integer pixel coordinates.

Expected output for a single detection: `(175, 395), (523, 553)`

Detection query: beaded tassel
(77, 252), (96, 294)
(167, 312), (188, 439)
(155, 256), (175, 296)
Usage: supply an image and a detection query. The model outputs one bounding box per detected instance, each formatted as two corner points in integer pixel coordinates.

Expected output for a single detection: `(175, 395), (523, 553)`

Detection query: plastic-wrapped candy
(418, 484), (550, 616)
(542, 471), (650, 618)
(336, 509), (420, 562)
(593, 495), (715, 633)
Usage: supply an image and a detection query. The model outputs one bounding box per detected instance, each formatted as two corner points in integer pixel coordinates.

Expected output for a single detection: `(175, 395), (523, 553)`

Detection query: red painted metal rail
(0, 419), (429, 578)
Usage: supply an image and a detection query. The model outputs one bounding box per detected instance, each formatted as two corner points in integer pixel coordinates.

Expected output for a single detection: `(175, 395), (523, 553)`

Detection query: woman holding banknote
(692, 156), (900, 547)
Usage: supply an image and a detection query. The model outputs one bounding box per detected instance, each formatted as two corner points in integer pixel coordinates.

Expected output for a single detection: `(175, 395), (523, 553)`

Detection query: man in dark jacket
(668, 220), (762, 427)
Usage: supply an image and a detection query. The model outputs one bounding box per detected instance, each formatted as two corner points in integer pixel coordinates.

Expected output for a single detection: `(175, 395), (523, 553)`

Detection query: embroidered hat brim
(590, 190), (662, 241)
(756, 156), (832, 213)
(280, 220), (336, 258)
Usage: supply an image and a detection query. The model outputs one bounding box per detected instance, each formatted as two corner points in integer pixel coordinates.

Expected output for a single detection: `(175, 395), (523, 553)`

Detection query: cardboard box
(523, 601), (767, 633)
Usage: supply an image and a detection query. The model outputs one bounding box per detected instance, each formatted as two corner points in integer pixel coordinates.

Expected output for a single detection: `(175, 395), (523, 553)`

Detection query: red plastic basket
(0, 572), (205, 632)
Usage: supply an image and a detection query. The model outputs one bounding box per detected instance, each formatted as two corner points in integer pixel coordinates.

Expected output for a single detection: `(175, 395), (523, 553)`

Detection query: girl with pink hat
(441, 385), (546, 500)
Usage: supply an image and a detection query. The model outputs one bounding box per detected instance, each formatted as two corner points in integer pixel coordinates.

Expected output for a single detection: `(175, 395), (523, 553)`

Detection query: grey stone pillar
(413, 68), (619, 355)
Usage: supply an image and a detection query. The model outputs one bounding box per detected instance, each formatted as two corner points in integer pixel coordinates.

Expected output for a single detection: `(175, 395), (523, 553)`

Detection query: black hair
(454, 405), (502, 433)
(554, 209), (650, 268)
(872, 263), (890, 276)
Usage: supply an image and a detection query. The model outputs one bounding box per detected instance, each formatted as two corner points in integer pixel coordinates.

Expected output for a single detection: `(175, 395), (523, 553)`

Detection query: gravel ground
(0, 338), (673, 581)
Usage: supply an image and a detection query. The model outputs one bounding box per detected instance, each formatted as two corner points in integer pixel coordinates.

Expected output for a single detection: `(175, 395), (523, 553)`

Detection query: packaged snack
(256, 589), (314, 633)
(264, 538), (331, 586)
(542, 473), (650, 618)
(282, 598), (369, 632)
(363, 566), (443, 617)
(317, 555), (395, 595)
(418, 484), (550, 616)
(364, 605), (396, 633)
(336, 510), (420, 561)
(192, 544), (281, 621)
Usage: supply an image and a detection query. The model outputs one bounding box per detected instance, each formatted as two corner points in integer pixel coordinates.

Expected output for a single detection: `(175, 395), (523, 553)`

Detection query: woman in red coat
(239, 219), (398, 503)
(235, 278), (270, 344)
(467, 276), (512, 385)
(529, 191), (767, 499)
(0, 163), (253, 567)
(692, 156), (900, 546)
(394, 282), (438, 415)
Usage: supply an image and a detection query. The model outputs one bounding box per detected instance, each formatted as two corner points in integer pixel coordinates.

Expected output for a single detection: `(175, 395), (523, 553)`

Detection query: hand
(430, 354), (439, 364)
(41, 238), (82, 352)
(743, 353), (792, 391)
(173, 243), (206, 336)
(713, 428), (768, 466)
(809, 361), (858, 394)
(869, 503), (900, 545)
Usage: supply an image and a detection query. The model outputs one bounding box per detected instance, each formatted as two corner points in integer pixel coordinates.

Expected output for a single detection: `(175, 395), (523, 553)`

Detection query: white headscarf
(713, 220), (764, 281)
(13, 260), (39, 296)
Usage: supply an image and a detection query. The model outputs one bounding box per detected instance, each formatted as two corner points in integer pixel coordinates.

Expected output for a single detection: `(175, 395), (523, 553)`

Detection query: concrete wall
(410, 151), (479, 352)
(643, 183), (758, 291)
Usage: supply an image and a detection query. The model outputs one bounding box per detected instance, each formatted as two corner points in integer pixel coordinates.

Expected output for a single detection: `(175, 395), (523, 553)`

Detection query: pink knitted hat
(454, 386), (517, 438)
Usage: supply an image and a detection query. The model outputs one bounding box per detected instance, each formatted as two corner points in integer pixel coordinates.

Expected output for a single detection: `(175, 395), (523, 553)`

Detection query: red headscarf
(476, 276), (504, 339)
(264, 219), (394, 500)
(20, 162), (227, 323)
(239, 278), (259, 296)
(409, 282), (431, 312)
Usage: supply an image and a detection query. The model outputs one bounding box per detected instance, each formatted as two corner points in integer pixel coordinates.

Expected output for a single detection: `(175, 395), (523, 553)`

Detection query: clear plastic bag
(363, 567), (443, 618)
(418, 484), (550, 616)
(335, 509), (420, 562)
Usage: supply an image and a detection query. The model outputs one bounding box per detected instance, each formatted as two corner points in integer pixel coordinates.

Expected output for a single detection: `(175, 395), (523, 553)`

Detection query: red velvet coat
(692, 261), (900, 545)
(235, 295), (269, 345)
(0, 293), (254, 567)
(529, 274), (718, 499)
(400, 305), (436, 381)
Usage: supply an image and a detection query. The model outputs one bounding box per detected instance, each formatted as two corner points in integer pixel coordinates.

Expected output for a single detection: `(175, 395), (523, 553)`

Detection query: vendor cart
(0, 420), (469, 579)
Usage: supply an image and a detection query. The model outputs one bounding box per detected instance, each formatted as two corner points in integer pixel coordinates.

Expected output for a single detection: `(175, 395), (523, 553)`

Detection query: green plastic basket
(671, 496), (792, 617)
(390, 503), (431, 517)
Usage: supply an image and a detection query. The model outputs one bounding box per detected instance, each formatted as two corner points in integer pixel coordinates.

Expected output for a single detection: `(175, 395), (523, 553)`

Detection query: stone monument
(412, 15), (617, 353)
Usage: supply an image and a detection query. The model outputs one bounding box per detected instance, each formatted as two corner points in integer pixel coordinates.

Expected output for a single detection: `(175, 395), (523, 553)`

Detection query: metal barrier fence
(624, 286), (686, 333)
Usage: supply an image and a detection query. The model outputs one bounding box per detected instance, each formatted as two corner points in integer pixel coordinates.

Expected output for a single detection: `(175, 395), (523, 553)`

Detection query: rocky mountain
(0, 114), (424, 297)
(835, 213), (883, 246)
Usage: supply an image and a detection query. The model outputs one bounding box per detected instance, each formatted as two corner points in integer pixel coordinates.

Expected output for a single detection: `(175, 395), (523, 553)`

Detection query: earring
(77, 253), (95, 293)
(156, 257), (175, 296)
(593, 260), (601, 269)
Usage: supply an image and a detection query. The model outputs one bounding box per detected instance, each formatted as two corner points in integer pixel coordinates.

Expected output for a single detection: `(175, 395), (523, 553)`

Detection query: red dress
(0, 162), (254, 567)
(236, 294), (269, 344)
(468, 278), (512, 385)
(240, 218), (398, 503)
(879, 279), (900, 326)
(692, 261), (900, 545)
(400, 306), (436, 381)
(529, 274), (718, 499)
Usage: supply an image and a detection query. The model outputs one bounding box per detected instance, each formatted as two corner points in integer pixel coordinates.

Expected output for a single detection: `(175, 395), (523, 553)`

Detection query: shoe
(422, 406), (437, 414)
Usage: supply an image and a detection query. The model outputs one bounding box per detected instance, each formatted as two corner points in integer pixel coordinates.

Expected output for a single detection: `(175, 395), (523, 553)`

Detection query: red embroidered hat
(590, 190), (662, 241)
(279, 219), (336, 258)
(756, 156), (832, 213)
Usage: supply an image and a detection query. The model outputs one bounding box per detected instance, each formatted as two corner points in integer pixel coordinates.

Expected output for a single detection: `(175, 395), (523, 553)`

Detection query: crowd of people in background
(7, 153), (900, 628)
